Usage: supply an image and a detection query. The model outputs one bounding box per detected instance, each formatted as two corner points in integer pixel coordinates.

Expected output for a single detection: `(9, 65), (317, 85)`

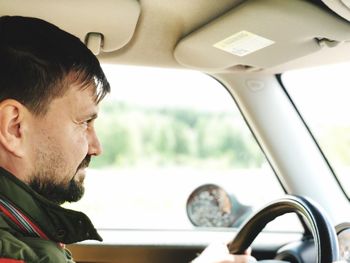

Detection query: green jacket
(0, 167), (102, 263)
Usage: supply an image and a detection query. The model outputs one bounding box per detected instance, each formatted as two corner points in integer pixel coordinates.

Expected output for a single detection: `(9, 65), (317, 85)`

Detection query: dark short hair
(0, 16), (110, 115)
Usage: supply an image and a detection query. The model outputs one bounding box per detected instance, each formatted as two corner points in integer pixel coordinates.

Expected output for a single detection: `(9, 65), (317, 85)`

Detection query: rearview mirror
(186, 184), (252, 228)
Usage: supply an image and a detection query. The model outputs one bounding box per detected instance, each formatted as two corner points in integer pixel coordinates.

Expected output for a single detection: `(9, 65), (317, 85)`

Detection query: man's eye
(83, 119), (94, 126)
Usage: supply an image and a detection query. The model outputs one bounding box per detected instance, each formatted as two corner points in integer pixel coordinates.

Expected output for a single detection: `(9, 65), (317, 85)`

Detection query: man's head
(0, 16), (110, 204)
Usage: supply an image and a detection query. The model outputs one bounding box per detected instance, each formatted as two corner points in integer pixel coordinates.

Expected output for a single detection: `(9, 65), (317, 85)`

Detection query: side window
(65, 65), (301, 232)
(282, 63), (350, 199)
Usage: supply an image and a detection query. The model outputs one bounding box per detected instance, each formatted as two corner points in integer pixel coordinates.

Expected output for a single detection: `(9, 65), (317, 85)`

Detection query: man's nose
(88, 130), (102, 156)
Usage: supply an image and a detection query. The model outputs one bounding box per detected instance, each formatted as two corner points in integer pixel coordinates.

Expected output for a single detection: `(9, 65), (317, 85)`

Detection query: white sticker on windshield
(213, 31), (274, 57)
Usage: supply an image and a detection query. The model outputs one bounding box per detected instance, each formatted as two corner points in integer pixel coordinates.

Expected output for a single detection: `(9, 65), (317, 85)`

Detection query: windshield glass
(65, 64), (302, 233)
(282, 62), (350, 198)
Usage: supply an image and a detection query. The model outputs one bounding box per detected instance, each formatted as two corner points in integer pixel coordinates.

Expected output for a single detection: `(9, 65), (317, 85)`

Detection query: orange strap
(0, 259), (25, 263)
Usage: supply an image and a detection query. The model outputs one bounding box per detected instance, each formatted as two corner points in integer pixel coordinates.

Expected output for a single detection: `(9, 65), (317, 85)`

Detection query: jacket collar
(0, 167), (102, 244)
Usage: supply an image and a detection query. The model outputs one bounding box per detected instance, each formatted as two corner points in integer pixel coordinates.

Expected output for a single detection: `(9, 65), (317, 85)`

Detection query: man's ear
(0, 99), (28, 157)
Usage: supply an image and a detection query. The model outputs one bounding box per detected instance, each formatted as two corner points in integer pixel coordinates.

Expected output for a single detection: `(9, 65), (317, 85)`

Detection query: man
(0, 16), (254, 263)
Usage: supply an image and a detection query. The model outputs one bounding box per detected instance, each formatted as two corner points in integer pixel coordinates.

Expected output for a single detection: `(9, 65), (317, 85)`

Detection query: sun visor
(321, 0), (350, 22)
(1, 0), (141, 55)
(174, 0), (350, 72)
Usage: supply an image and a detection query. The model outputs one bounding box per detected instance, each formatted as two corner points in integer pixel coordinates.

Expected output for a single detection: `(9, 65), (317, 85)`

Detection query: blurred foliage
(91, 101), (265, 169)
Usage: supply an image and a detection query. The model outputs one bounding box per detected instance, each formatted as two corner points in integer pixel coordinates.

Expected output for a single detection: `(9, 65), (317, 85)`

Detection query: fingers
(226, 243), (252, 256)
(232, 255), (257, 263)
(244, 247), (252, 255)
(191, 243), (257, 263)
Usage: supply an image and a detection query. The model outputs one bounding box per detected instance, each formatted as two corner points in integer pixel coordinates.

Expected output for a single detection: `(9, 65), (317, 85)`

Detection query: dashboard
(276, 222), (350, 263)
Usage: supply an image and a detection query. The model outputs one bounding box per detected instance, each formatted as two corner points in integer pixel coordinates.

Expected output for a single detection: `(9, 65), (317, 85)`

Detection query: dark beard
(29, 155), (91, 205)
(29, 178), (85, 205)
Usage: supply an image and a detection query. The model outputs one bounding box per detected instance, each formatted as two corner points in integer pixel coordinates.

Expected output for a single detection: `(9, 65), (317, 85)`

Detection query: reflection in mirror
(186, 184), (252, 228)
(336, 223), (350, 263)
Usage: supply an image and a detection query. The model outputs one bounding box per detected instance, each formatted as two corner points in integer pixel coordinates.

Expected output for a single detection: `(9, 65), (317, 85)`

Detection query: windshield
(64, 64), (302, 233)
(282, 62), (350, 199)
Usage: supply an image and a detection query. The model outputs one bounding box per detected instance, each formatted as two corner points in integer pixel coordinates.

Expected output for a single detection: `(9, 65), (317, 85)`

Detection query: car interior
(2, 0), (350, 262)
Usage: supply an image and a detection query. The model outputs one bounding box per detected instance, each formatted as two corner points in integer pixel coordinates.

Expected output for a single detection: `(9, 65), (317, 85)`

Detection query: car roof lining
(98, 0), (245, 67)
(0, 0), (141, 53)
(2, 0), (350, 73)
(101, 0), (350, 73)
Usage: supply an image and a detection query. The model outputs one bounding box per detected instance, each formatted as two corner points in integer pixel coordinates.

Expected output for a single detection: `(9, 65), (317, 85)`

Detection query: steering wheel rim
(228, 195), (340, 263)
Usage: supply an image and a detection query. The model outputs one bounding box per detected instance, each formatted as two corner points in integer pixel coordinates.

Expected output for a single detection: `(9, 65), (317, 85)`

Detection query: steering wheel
(228, 195), (340, 263)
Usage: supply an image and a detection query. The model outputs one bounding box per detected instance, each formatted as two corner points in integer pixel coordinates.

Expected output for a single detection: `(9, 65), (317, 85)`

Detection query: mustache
(76, 155), (91, 172)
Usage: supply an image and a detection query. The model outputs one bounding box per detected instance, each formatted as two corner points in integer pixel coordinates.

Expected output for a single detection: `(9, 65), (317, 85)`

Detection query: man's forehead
(68, 80), (99, 101)
(48, 82), (100, 116)
(65, 71), (107, 105)
(75, 86), (100, 113)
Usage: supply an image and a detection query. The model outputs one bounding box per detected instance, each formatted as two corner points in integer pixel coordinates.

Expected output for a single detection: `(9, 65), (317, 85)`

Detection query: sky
(282, 61), (350, 125)
(101, 61), (350, 124)
(101, 64), (235, 113)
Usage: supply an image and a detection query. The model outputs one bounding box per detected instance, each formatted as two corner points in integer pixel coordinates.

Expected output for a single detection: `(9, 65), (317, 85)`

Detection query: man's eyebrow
(80, 112), (98, 120)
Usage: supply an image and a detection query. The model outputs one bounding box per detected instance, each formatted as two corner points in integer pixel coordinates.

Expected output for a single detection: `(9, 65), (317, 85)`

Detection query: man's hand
(191, 242), (256, 263)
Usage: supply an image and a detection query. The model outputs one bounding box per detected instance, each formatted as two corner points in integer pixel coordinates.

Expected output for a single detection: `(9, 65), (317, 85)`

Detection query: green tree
(91, 101), (264, 169)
